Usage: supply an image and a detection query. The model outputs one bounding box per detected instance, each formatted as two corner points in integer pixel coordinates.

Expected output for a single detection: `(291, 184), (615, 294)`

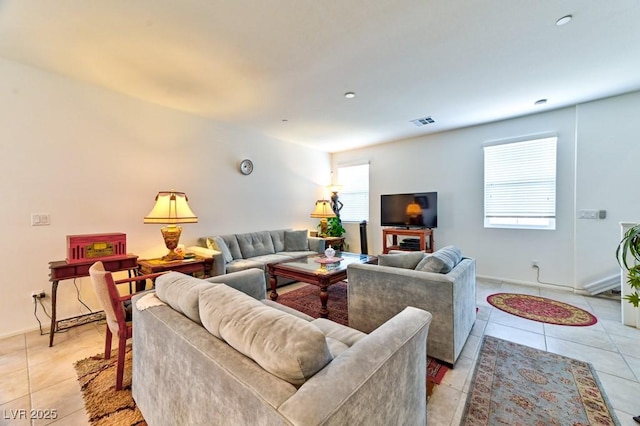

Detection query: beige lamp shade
(310, 200), (336, 218)
(311, 200), (336, 237)
(144, 191), (197, 261)
(144, 191), (198, 224)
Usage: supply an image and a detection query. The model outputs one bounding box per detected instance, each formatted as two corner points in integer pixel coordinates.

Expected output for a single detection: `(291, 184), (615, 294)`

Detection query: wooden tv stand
(382, 228), (434, 254)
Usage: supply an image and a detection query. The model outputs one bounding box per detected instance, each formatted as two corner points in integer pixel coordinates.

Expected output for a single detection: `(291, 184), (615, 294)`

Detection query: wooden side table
(48, 254), (139, 347)
(137, 256), (213, 285)
(323, 236), (346, 251)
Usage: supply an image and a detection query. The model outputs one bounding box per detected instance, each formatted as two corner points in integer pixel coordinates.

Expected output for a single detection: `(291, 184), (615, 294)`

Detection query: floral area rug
(487, 293), (598, 326)
(276, 282), (449, 385)
(74, 346), (146, 426)
(462, 336), (620, 426)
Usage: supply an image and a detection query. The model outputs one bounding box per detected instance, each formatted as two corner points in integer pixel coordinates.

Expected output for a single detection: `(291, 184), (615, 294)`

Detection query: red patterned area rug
(487, 293), (598, 326)
(276, 282), (448, 385)
(462, 336), (620, 426)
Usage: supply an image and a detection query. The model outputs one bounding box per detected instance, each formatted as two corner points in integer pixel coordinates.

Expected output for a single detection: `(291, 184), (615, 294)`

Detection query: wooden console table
(382, 228), (434, 254)
(48, 254), (139, 347)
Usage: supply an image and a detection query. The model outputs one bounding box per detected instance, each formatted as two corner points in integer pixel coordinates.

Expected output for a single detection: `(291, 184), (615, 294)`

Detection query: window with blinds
(337, 163), (369, 223)
(484, 136), (557, 230)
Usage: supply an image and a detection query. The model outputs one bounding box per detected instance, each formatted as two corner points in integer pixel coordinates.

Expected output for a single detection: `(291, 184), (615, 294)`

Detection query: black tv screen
(381, 192), (438, 228)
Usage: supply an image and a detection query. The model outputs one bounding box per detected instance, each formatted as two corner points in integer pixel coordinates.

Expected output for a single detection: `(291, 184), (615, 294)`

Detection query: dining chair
(88, 261), (164, 390)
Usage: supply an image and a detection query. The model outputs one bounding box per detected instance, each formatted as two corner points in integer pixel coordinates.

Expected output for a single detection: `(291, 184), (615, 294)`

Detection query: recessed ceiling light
(556, 15), (572, 26)
(344, 92), (356, 99)
(535, 99), (548, 105)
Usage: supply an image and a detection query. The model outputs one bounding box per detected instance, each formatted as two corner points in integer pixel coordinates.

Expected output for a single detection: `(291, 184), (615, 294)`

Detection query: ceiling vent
(410, 116), (435, 127)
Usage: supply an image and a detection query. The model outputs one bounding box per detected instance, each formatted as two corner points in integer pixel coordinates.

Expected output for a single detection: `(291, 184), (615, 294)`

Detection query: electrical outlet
(31, 290), (46, 299)
(531, 260), (539, 268)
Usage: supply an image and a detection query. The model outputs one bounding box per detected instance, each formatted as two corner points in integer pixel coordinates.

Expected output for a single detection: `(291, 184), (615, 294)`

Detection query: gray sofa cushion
(378, 251), (425, 269)
(237, 231), (276, 258)
(226, 259), (267, 273)
(311, 318), (366, 357)
(269, 229), (288, 252)
(155, 272), (214, 324)
(199, 284), (333, 386)
(284, 230), (308, 251)
(220, 234), (243, 260)
(206, 236), (233, 263)
(415, 245), (462, 273)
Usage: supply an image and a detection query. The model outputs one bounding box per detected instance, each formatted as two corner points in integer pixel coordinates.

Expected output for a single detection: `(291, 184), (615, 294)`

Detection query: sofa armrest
(308, 236), (325, 253)
(187, 246), (225, 276)
(206, 268), (266, 300)
(279, 307), (431, 425)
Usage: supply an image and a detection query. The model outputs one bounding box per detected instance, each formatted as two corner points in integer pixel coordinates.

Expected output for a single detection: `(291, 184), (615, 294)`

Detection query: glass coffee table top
(273, 251), (377, 275)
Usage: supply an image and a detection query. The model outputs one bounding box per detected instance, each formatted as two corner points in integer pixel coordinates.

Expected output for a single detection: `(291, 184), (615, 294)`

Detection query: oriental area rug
(462, 336), (620, 426)
(74, 346), (146, 426)
(487, 293), (598, 326)
(276, 282), (449, 386)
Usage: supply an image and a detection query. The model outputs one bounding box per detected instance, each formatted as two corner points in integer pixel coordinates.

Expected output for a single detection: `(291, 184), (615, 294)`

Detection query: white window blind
(484, 136), (557, 230)
(337, 163), (369, 222)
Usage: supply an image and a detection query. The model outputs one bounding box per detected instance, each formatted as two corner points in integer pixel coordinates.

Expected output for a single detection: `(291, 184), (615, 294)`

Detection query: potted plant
(616, 224), (640, 307)
(325, 217), (346, 238)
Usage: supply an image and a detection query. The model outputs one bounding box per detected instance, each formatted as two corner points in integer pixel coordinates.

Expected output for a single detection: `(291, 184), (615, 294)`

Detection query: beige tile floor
(1, 280), (639, 426)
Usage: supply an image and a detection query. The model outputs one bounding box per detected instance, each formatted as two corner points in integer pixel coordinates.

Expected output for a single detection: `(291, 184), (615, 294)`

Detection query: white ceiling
(1, 1), (639, 153)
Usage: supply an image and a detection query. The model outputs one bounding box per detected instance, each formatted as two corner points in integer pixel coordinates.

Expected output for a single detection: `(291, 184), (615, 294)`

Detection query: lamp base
(318, 218), (329, 237)
(160, 225), (184, 261)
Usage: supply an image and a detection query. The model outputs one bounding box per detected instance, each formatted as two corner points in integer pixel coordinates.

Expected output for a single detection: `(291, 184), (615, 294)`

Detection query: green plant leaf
(623, 292), (640, 308)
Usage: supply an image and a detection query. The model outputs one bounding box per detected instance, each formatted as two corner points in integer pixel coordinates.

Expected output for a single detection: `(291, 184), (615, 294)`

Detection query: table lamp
(144, 191), (198, 261)
(310, 199), (336, 237)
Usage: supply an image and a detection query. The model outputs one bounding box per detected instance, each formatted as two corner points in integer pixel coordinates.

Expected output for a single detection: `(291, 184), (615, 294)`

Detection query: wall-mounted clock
(239, 159), (254, 175)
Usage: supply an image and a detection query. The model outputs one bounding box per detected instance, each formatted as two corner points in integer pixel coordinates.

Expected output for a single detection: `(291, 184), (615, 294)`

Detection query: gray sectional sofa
(187, 229), (325, 286)
(347, 246), (476, 366)
(132, 269), (432, 425)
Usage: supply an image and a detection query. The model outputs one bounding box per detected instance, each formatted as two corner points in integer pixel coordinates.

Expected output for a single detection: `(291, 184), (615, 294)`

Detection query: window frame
(483, 135), (557, 230)
(335, 162), (370, 223)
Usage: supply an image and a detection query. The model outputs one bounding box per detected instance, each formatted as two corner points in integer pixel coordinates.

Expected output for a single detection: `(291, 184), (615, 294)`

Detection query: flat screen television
(381, 192), (438, 228)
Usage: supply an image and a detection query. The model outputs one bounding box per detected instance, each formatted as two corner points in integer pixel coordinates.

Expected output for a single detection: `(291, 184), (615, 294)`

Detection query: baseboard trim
(477, 274), (576, 293)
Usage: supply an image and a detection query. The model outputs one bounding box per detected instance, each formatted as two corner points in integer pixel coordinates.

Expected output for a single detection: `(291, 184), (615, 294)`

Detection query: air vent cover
(410, 116), (435, 127)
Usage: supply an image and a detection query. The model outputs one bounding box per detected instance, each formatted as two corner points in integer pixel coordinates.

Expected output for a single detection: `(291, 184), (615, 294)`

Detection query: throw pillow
(206, 236), (233, 263)
(284, 230), (309, 251)
(199, 284), (332, 386)
(415, 245), (462, 274)
(378, 251), (425, 269)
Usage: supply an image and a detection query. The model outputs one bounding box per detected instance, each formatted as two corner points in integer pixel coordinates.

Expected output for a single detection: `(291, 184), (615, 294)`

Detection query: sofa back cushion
(200, 284), (333, 386)
(236, 231), (276, 258)
(415, 245), (463, 274)
(206, 236), (234, 263)
(269, 229), (288, 252)
(155, 272), (214, 324)
(284, 230), (309, 251)
(219, 234), (243, 260)
(378, 251), (425, 269)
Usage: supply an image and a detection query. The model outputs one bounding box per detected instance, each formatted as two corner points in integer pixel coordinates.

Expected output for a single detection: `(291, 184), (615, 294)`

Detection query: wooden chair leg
(104, 327), (113, 360)
(115, 335), (127, 391)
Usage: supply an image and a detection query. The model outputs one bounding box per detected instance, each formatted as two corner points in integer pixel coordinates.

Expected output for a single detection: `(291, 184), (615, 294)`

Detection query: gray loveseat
(347, 246), (476, 366)
(188, 229), (325, 286)
(132, 268), (432, 426)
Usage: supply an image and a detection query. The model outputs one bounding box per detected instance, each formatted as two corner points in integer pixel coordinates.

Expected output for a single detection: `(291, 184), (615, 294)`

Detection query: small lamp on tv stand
(144, 190), (198, 261)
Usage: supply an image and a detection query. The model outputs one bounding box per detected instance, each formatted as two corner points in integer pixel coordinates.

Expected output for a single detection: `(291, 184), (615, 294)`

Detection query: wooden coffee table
(267, 252), (377, 319)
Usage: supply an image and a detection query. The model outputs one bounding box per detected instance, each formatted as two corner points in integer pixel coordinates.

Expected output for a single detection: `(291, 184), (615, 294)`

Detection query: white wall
(574, 91), (640, 286)
(0, 58), (330, 338)
(334, 91), (640, 291)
